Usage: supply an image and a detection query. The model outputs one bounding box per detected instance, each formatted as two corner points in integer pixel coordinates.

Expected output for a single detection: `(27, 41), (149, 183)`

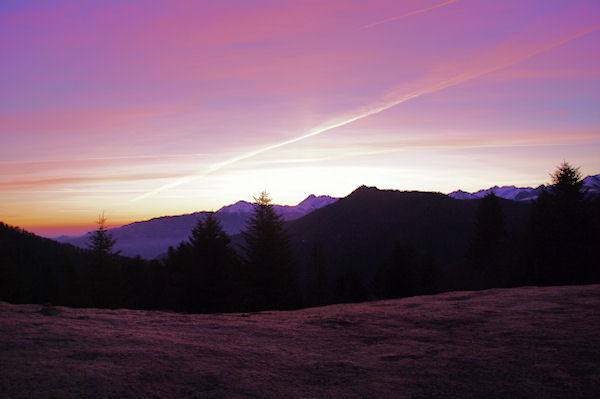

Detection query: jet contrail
(361, 0), (459, 29)
(131, 23), (599, 202)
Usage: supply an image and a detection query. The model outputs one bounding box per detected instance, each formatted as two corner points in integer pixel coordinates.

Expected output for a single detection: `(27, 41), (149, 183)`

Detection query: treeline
(0, 222), (165, 309)
(0, 192), (301, 312)
(0, 162), (598, 312)
(362, 162), (599, 301)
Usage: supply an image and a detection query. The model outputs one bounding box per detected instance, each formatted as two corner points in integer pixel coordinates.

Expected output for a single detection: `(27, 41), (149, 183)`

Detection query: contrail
(361, 0), (459, 29)
(131, 23), (599, 202)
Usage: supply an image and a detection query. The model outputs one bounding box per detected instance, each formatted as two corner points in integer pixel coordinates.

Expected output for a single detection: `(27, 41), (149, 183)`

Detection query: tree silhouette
(183, 213), (238, 312)
(527, 162), (592, 285)
(374, 242), (422, 299)
(550, 161), (585, 202)
(88, 212), (118, 258)
(241, 191), (299, 310)
(87, 212), (119, 307)
(467, 193), (509, 288)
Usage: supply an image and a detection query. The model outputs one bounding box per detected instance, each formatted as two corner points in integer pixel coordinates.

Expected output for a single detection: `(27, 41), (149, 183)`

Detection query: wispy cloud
(0, 173), (190, 191)
(361, 0), (459, 29)
(132, 21), (599, 202)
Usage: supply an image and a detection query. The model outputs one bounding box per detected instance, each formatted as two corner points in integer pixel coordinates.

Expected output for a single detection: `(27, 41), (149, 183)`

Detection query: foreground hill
(1, 284), (598, 398)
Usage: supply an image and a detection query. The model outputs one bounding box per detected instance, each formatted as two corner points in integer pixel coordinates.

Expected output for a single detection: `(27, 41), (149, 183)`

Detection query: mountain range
(56, 194), (338, 259)
(56, 173), (599, 260)
(448, 174), (600, 201)
(285, 186), (531, 287)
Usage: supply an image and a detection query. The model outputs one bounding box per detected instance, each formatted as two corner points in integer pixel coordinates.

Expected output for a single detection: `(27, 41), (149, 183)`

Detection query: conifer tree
(183, 213), (238, 312)
(88, 212), (118, 259)
(467, 193), (508, 287)
(87, 212), (119, 307)
(527, 162), (592, 284)
(375, 242), (421, 299)
(241, 191), (299, 310)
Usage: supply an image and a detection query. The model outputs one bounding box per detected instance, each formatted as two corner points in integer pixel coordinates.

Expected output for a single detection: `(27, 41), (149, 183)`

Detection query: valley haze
(55, 174), (600, 260)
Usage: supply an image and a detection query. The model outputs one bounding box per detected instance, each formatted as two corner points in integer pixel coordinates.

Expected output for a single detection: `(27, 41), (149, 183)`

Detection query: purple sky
(1, 0), (599, 236)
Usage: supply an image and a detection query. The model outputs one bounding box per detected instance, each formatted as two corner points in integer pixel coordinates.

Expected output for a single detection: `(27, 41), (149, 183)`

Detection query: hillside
(1, 284), (598, 398)
(286, 186), (530, 283)
(0, 223), (89, 305)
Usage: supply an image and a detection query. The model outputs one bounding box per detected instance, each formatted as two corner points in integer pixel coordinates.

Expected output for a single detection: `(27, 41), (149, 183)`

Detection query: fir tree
(87, 212), (119, 307)
(241, 191), (299, 310)
(87, 212), (118, 258)
(467, 193), (509, 288)
(183, 213), (238, 312)
(527, 162), (592, 285)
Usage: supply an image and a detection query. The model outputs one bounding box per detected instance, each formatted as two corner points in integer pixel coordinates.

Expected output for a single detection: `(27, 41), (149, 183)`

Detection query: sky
(1, 0), (599, 237)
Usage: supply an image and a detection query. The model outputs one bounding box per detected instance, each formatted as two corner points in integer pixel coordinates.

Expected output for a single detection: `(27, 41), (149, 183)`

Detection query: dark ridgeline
(0, 162), (598, 312)
(0, 219), (166, 310)
(288, 184), (530, 303)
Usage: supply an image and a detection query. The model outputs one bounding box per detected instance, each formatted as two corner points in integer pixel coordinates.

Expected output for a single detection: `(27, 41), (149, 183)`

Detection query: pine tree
(86, 212), (119, 307)
(527, 162), (592, 285)
(241, 191), (299, 310)
(87, 212), (118, 259)
(183, 213), (238, 312)
(374, 242), (421, 299)
(467, 193), (508, 288)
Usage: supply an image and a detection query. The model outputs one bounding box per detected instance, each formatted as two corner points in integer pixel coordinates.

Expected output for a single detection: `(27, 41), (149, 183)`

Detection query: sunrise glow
(1, 0), (599, 236)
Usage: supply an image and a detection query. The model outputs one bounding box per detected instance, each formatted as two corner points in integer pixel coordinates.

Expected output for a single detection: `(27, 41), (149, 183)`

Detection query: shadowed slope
(1, 284), (598, 398)
(287, 186), (530, 282)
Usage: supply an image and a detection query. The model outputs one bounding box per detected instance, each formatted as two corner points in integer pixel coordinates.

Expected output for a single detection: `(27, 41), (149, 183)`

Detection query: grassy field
(1, 284), (599, 398)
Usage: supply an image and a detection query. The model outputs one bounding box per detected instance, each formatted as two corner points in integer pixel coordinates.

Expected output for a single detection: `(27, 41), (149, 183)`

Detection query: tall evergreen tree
(87, 212), (118, 259)
(87, 213), (119, 307)
(467, 193), (509, 287)
(527, 162), (592, 285)
(241, 191), (299, 310)
(183, 213), (238, 313)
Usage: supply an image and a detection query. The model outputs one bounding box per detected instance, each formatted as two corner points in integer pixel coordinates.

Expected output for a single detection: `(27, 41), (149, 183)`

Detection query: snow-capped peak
(296, 194), (338, 212)
(216, 200), (254, 215)
(449, 173), (600, 201)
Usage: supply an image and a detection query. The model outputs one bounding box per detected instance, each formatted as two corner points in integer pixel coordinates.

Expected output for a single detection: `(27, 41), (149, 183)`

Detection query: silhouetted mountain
(0, 222), (167, 309)
(56, 195), (338, 259)
(449, 173), (600, 201)
(285, 186), (531, 286)
(0, 222), (86, 305)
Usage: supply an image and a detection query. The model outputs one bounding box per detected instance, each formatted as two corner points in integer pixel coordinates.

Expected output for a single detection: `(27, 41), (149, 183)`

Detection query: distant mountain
(448, 173), (600, 201)
(56, 195), (338, 259)
(55, 173), (599, 261)
(285, 186), (531, 286)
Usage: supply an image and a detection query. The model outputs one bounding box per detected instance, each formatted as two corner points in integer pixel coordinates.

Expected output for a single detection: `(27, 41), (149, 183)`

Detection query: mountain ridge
(56, 194), (339, 259)
(54, 172), (598, 259)
(449, 173), (599, 201)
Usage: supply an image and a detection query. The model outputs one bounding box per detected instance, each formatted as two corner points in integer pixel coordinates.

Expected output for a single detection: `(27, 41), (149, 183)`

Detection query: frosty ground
(1, 285), (599, 398)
